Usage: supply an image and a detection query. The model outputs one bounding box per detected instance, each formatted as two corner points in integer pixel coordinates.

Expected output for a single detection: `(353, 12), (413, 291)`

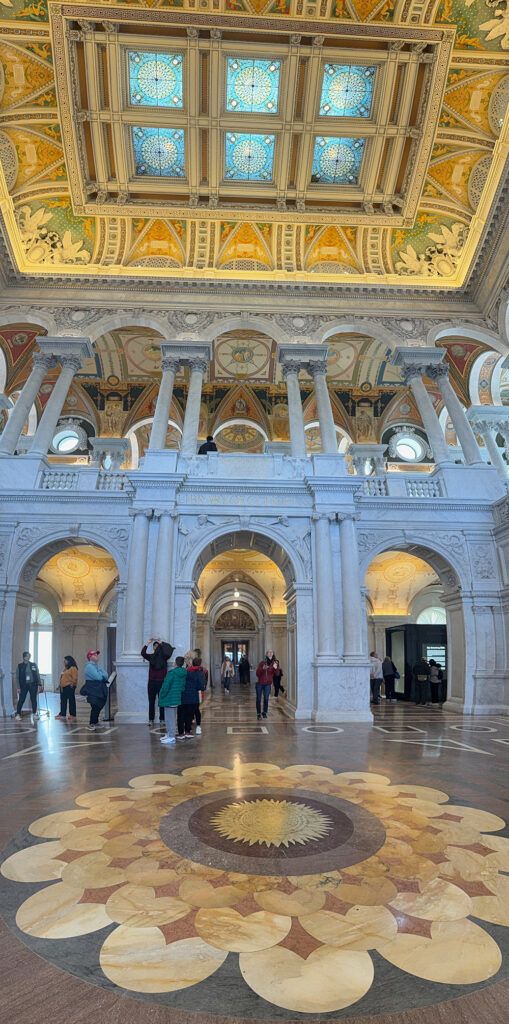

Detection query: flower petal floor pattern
(2, 764), (509, 1017)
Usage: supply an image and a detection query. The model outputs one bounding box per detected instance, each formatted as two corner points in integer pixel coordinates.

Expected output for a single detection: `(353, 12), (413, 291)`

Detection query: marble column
(401, 366), (451, 464)
(181, 357), (208, 455)
(282, 363), (307, 457)
(475, 421), (508, 479)
(151, 510), (176, 640)
(427, 364), (482, 465)
(0, 353), (55, 455)
(149, 355), (180, 451)
(339, 514), (364, 657)
(308, 359), (337, 453)
(313, 513), (336, 656)
(123, 509), (152, 654)
(29, 355), (84, 456)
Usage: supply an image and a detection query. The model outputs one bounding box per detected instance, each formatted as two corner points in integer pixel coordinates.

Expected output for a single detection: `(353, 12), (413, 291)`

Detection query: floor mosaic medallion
(2, 764), (509, 1018)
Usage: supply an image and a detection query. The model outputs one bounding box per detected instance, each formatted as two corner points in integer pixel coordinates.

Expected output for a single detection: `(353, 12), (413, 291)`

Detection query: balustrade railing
(405, 477), (442, 498)
(360, 477), (388, 496)
(96, 472), (131, 492)
(40, 470), (79, 490)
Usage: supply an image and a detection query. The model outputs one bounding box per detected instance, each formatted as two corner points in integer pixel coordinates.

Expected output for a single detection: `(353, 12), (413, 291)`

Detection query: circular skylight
(394, 435), (426, 462)
(52, 428), (81, 454)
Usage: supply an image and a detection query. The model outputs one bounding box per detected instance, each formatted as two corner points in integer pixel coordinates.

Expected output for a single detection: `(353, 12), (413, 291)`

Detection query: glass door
(221, 641), (250, 676)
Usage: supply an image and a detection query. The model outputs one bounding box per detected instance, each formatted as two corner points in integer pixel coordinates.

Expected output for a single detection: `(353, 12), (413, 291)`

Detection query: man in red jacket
(255, 651), (277, 720)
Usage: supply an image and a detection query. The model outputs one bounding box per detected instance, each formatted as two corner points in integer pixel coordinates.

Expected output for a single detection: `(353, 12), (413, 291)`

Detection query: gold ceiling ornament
(1, 766), (509, 1014)
(210, 798), (333, 847)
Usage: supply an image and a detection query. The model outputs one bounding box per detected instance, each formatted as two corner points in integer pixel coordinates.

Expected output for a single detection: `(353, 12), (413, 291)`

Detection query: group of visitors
(369, 652), (399, 705)
(369, 650), (444, 707)
(14, 648), (109, 730)
(142, 639), (207, 744)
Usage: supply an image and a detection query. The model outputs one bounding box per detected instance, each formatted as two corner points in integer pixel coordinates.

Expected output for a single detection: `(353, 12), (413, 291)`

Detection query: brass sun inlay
(210, 798), (332, 848)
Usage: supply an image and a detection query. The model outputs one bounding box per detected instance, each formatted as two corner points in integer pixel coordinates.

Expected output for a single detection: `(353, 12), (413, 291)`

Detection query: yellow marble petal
(255, 887), (326, 916)
(61, 851), (127, 889)
(378, 919), (501, 984)
(100, 837), (144, 859)
(1, 841), (66, 882)
(470, 875), (509, 926)
(240, 945), (374, 1012)
(301, 905), (397, 950)
(100, 926), (227, 992)
(440, 805), (506, 833)
(105, 884), (190, 927)
(16, 882), (111, 938)
(128, 774), (181, 789)
(444, 846), (501, 891)
(178, 878), (245, 908)
(389, 785), (449, 804)
(335, 772), (390, 786)
(195, 907), (290, 952)
(389, 878), (472, 922)
(58, 823), (110, 852)
(76, 788), (132, 807)
(483, 834), (509, 869)
(124, 860), (178, 886)
(398, 799), (446, 818)
(336, 877), (398, 906)
(282, 765), (335, 778)
(29, 810), (91, 838)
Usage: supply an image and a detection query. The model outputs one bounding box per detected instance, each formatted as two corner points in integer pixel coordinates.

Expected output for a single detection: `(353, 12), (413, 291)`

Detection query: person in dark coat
(177, 658), (207, 738)
(238, 654), (251, 685)
(141, 638), (175, 726)
(14, 651), (42, 720)
(197, 435), (218, 454)
(272, 658), (285, 698)
(382, 656), (398, 703)
(413, 657), (431, 706)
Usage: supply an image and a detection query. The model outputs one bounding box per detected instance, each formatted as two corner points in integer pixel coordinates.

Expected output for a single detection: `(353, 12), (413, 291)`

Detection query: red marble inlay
(389, 908), (433, 938)
(78, 883), (124, 904)
(278, 919), (324, 959)
(437, 812), (464, 822)
(56, 849), (88, 864)
(159, 913), (196, 944)
(153, 882), (181, 898)
(387, 877), (421, 892)
(230, 894), (260, 916)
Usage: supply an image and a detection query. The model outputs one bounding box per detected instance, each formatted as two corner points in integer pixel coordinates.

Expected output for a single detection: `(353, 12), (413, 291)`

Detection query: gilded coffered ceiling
(0, 0), (508, 287)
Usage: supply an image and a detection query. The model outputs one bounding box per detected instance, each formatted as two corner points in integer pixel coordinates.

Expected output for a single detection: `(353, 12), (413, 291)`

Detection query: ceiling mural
(0, 1), (508, 287)
(197, 550), (287, 615)
(365, 551), (439, 616)
(37, 544), (118, 613)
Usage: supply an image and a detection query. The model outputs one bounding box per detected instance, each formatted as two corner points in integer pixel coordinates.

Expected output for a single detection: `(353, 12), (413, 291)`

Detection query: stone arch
(358, 532), (468, 591)
(203, 315), (290, 346)
(213, 418), (269, 451)
(0, 312), (55, 335)
(319, 319), (397, 350)
(126, 416), (182, 468)
(10, 527), (127, 587)
(186, 525), (304, 588)
(87, 313), (169, 344)
(428, 322), (506, 355)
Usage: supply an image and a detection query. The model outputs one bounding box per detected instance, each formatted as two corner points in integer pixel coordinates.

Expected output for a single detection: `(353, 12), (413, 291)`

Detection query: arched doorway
(363, 544), (465, 708)
(1, 535), (122, 715)
(176, 527), (309, 715)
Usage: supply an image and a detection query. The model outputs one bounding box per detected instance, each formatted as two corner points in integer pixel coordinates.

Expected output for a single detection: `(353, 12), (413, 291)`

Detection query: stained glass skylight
(311, 137), (365, 185)
(128, 51), (184, 108)
(226, 58), (281, 114)
(132, 127), (185, 177)
(225, 133), (275, 182)
(319, 65), (375, 118)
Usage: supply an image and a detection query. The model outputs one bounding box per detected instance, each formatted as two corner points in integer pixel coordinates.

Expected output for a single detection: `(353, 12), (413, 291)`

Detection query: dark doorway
(386, 624), (447, 701)
(221, 640), (250, 671)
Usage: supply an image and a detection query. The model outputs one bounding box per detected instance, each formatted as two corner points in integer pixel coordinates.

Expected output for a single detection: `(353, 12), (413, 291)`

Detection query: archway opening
(364, 547), (461, 705)
(10, 540), (120, 716)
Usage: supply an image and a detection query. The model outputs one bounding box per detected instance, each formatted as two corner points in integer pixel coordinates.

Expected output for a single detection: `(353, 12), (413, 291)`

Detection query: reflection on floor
(1, 685), (509, 1023)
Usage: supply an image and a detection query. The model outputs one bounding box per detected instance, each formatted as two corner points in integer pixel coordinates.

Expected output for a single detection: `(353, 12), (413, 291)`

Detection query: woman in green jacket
(159, 657), (186, 746)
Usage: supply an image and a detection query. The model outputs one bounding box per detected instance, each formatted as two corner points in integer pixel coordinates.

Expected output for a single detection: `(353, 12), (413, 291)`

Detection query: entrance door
(221, 640), (249, 668)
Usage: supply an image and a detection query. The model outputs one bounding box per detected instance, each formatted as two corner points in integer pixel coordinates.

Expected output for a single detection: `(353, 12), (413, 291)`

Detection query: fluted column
(149, 356), (180, 451)
(401, 366), (451, 464)
(308, 359), (337, 453)
(123, 508), (152, 654)
(313, 513), (336, 656)
(29, 355), (83, 456)
(181, 357), (208, 455)
(282, 363), (307, 456)
(151, 509), (177, 639)
(340, 514), (364, 656)
(427, 364), (482, 465)
(0, 353), (55, 455)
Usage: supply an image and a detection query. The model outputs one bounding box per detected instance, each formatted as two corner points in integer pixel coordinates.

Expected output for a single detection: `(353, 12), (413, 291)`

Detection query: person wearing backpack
(80, 650), (109, 731)
(177, 657), (206, 739)
(159, 657), (187, 746)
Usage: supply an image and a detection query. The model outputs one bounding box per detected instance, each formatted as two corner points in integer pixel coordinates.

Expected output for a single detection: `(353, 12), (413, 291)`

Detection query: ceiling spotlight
(233, 601), (239, 607)
(234, 589), (240, 598)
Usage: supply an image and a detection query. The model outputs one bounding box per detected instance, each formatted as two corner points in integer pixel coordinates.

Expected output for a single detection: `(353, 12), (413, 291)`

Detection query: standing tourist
(159, 656), (187, 746)
(255, 651), (276, 720)
(221, 656), (234, 694)
(428, 659), (444, 707)
(369, 651), (383, 705)
(14, 651), (42, 721)
(272, 657), (285, 698)
(55, 655), (78, 721)
(238, 653), (251, 685)
(141, 637), (175, 727)
(81, 650), (109, 731)
(382, 655), (398, 703)
(177, 657), (207, 739)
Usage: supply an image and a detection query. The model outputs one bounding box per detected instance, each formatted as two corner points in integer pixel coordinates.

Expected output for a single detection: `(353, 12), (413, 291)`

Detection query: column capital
(281, 360), (302, 379)
(400, 364), (430, 386)
(186, 356), (209, 374)
(32, 352), (57, 372)
(393, 346), (445, 381)
(57, 354), (82, 373)
(128, 507), (153, 519)
(36, 335), (94, 363)
(306, 359), (329, 378)
(161, 355), (181, 374)
(426, 363), (450, 382)
(278, 343), (329, 374)
(311, 511), (335, 522)
(153, 508), (178, 519)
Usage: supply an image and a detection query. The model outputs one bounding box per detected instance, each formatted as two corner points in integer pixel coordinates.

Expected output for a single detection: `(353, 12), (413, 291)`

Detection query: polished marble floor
(1, 685), (509, 1024)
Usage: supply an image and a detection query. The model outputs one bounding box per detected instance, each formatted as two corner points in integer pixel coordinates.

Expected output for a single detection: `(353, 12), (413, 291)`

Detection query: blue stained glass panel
(311, 136), (365, 185)
(128, 50), (184, 108)
(224, 133), (275, 182)
(226, 58), (281, 114)
(319, 64), (375, 118)
(132, 127), (186, 178)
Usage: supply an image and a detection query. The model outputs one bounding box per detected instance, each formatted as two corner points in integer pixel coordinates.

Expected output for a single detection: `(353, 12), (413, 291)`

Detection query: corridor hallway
(1, 697), (509, 1024)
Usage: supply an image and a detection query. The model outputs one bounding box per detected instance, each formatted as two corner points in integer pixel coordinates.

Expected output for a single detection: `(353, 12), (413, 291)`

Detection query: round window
(52, 428), (80, 453)
(394, 436), (425, 462)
